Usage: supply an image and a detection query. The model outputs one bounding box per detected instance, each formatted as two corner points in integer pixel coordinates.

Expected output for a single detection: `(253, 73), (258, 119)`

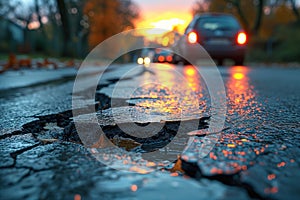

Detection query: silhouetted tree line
(0, 0), (139, 58)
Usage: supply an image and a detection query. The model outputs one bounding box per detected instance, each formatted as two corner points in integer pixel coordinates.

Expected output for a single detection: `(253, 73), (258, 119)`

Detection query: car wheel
(174, 55), (189, 65)
(182, 58), (191, 65)
(234, 57), (244, 66)
(173, 54), (180, 64)
(217, 59), (223, 66)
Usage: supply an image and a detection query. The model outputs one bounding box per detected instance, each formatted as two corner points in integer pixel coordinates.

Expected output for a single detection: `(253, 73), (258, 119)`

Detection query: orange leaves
(84, 0), (120, 48)
(84, 0), (138, 49)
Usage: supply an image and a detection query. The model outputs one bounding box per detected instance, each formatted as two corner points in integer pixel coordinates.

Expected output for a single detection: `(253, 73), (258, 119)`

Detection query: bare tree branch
(253, 0), (265, 34)
(290, 0), (300, 22)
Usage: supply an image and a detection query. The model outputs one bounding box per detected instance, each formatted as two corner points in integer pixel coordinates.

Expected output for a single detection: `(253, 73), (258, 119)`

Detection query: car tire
(173, 54), (180, 64)
(174, 55), (190, 65)
(217, 59), (223, 66)
(182, 58), (191, 65)
(234, 57), (245, 66)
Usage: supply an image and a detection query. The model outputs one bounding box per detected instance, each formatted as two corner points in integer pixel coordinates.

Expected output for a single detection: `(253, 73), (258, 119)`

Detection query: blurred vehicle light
(137, 57), (144, 65)
(152, 48), (174, 64)
(237, 32), (247, 45)
(166, 55), (173, 62)
(144, 57), (151, 65)
(173, 13), (247, 66)
(188, 31), (198, 44)
(158, 55), (165, 62)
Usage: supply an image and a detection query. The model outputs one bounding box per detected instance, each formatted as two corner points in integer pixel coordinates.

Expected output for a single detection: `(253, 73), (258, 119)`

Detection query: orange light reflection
(74, 194), (81, 200)
(131, 184), (138, 192)
(184, 66), (200, 92)
(233, 72), (245, 80)
(226, 66), (256, 116)
(134, 65), (202, 119)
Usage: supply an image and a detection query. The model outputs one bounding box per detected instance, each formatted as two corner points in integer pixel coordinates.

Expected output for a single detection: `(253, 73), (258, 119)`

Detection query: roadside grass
(247, 23), (300, 64)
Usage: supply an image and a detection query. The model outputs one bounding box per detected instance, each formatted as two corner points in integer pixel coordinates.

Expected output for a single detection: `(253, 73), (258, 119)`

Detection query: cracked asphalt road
(0, 64), (299, 200)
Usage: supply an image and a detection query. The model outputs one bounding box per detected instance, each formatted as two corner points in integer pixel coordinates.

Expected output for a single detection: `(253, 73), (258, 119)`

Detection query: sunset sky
(134, 0), (197, 39)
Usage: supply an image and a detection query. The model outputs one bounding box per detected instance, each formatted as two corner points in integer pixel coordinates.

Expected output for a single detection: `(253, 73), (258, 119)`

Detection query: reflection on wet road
(1, 63), (300, 199)
(97, 64), (209, 124)
(94, 63), (300, 199)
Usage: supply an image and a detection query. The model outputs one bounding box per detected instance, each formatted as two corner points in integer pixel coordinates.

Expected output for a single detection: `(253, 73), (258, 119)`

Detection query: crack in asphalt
(0, 130), (24, 140)
(0, 143), (41, 169)
(0, 107), (257, 198)
(0, 88), (264, 199)
(180, 159), (268, 200)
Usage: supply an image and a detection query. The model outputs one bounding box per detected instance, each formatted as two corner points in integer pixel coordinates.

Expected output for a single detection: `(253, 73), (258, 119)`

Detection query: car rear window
(197, 16), (240, 31)
(155, 49), (172, 55)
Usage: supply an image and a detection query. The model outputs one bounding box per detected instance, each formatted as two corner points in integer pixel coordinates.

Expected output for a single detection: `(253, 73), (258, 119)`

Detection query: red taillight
(188, 31), (198, 44)
(237, 32), (247, 45)
(158, 55), (165, 62)
(166, 55), (173, 62)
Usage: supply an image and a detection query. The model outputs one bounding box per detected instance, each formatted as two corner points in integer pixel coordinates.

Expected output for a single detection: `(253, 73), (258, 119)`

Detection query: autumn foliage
(84, 0), (139, 49)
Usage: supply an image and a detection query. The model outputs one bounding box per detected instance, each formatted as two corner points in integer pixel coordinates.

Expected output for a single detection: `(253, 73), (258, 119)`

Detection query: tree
(290, 0), (300, 23)
(83, 0), (139, 49)
(117, 0), (140, 30)
(56, 0), (71, 56)
(252, 0), (264, 34)
(0, 0), (37, 52)
(44, 0), (88, 57)
(226, 0), (250, 32)
(219, 0), (264, 34)
(0, 0), (89, 56)
(191, 0), (210, 15)
(0, 0), (17, 18)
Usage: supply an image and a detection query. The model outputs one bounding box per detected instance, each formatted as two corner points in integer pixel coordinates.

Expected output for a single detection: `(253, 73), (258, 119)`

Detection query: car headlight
(144, 57), (151, 65)
(137, 57), (144, 65)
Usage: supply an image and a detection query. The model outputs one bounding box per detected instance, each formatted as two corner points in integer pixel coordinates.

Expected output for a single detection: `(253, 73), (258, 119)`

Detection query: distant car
(137, 48), (153, 65)
(152, 49), (174, 63)
(173, 13), (247, 66)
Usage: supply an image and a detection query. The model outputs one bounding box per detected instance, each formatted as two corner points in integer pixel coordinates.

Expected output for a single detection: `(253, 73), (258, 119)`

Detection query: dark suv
(173, 13), (247, 66)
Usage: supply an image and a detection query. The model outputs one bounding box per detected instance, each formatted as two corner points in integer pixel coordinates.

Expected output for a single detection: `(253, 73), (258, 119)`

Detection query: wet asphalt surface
(0, 63), (299, 200)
